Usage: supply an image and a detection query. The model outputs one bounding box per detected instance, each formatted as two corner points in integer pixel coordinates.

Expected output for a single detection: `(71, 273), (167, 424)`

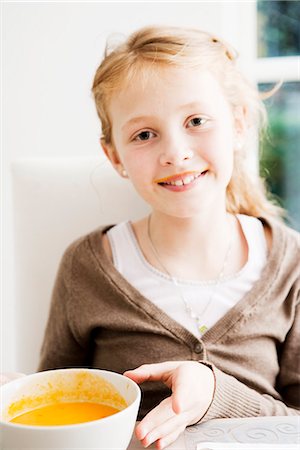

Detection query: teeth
(183, 175), (194, 185)
(165, 174), (196, 186)
(163, 173), (203, 186)
(174, 179), (183, 186)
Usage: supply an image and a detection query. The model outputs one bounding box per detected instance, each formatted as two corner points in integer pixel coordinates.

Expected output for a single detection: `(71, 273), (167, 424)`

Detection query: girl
(8, 26), (300, 449)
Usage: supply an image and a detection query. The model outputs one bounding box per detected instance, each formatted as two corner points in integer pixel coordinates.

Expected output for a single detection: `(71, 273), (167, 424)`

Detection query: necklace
(147, 214), (233, 336)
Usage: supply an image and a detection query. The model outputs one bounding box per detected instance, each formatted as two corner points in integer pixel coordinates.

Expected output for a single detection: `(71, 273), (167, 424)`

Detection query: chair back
(12, 157), (149, 373)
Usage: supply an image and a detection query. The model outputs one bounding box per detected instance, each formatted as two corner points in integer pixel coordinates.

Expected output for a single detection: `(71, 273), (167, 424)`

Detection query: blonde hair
(92, 25), (284, 219)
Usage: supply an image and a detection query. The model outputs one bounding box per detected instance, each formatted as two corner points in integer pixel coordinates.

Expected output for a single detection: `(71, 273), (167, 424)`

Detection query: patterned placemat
(185, 416), (300, 450)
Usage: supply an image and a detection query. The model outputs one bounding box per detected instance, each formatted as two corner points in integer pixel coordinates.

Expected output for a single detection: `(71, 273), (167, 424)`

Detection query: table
(128, 416), (300, 450)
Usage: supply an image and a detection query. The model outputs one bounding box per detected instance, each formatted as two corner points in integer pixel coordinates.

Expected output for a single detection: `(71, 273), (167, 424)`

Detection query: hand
(0, 372), (26, 387)
(124, 361), (215, 449)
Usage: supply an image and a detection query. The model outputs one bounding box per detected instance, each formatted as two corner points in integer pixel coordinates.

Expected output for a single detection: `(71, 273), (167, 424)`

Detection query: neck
(146, 209), (235, 280)
(150, 209), (231, 252)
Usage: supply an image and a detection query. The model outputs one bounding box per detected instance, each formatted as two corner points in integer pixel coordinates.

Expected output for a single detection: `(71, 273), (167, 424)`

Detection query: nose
(159, 135), (194, 166)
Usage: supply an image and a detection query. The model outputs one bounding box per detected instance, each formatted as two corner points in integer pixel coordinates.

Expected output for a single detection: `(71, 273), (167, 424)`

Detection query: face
(103, 66), (242, 218)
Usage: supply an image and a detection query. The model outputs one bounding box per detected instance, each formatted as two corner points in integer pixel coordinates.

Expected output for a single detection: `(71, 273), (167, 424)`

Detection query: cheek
(205, 128), (235, 177)
(124, 155), (146, 178)
(123, 154), (152, 192)
(123, 147), (155, 177)
(123, 152), (161, 205)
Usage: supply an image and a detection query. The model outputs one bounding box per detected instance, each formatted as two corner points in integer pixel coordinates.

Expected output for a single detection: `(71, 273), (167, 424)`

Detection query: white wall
(2, 1), (257, 372)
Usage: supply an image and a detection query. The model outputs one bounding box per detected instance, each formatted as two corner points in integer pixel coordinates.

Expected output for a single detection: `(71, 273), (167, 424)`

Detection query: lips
(155, 170), (208, 187)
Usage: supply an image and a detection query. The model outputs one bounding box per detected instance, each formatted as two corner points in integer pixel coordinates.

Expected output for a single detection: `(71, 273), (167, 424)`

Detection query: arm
(38, 245), (89, 371)
(124, 302), (300, 449)
(205, 300), (300, 420)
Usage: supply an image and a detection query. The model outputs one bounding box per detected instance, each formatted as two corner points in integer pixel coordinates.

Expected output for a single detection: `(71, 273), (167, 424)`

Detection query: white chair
(11, 157), (149, 374)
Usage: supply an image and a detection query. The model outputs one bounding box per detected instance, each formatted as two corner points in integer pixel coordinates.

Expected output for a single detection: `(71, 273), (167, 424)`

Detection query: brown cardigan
(38, 217), (300, 420)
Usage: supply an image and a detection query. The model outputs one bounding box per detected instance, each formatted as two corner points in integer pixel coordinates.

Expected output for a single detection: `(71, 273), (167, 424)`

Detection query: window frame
(255, 56), (299, 83)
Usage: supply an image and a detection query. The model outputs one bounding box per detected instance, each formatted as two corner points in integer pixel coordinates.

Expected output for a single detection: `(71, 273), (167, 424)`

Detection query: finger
(156, 425), (187, 450)
(136, 397), (175, 441)
(124, 361), (181, 385)
(141, 412), (188, 448)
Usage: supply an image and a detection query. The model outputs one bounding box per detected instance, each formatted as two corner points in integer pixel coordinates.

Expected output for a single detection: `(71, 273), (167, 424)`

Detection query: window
(256, 0), (300, 230)
(259, 81), (300, 230)
(257, 0), (300, 57)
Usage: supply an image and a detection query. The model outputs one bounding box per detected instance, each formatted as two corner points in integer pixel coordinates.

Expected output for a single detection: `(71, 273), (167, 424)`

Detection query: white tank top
(107, 214), (267, 338)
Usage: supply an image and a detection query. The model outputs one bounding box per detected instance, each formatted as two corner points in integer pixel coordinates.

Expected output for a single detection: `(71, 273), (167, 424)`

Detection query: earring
(121, 168), (127, 177)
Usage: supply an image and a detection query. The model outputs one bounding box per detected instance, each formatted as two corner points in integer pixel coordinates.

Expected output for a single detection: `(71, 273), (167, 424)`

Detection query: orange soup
(10, 402), (120, 426)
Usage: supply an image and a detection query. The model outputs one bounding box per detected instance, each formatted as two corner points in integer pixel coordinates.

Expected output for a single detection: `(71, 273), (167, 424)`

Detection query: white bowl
(0, 368), (141, 450)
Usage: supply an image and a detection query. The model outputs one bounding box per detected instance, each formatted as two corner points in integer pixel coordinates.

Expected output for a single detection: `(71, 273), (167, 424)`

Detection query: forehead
(108, 66), (231, 129)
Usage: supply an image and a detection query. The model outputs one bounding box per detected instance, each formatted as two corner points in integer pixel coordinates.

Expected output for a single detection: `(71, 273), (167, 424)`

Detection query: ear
(100, 138), (126, 177)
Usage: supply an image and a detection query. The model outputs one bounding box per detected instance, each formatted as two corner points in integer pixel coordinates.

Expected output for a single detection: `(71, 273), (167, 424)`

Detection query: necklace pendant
(198, 324), (208, 335)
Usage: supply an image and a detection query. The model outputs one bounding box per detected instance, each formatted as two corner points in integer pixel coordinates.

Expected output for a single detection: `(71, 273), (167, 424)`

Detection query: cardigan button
(194, 342), (203, 354)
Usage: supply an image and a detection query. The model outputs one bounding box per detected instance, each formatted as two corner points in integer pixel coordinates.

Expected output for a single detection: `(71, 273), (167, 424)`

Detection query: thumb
(170, 364), (202, 414)
(123, 361), (181, 385)
(170, 369), (190, 414)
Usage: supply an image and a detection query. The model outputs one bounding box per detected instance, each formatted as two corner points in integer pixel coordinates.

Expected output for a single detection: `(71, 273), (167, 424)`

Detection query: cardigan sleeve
(38, 245), (89, 372)
(201, 301), (300, 421)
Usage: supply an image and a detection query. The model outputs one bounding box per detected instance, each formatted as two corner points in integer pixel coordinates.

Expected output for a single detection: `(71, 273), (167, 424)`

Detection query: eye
(187, 117), (208, 128)
(133, 130), (156, 142)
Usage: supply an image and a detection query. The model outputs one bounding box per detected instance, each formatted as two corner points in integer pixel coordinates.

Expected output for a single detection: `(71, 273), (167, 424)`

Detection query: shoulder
(254, 217), (300, 312)
(260, 216), (300, 289)
(58, 224), (116, 277)
(260, 216), (300, 253)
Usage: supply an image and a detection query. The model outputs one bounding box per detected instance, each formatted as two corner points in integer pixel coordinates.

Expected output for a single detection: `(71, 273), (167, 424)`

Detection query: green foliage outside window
(259, 82), (300, 231)
(257, 0), (300, 231)
(257, 0), (300, 57)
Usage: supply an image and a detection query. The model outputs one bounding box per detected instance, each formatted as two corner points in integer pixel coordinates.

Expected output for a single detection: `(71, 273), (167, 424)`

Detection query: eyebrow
(122, 102), (207, 131)
(122, 116), (155, 131)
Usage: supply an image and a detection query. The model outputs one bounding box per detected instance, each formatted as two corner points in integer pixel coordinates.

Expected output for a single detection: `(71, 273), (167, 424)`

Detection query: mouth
(155, 170), (208, 187)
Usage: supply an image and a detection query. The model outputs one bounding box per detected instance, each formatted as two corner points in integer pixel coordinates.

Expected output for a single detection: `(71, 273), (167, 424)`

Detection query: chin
(164, 198), (225, 218)
(162, 207), (209, 219)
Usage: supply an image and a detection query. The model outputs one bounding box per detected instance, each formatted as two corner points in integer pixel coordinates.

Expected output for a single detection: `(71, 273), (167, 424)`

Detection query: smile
(155, 170), (208, 187)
